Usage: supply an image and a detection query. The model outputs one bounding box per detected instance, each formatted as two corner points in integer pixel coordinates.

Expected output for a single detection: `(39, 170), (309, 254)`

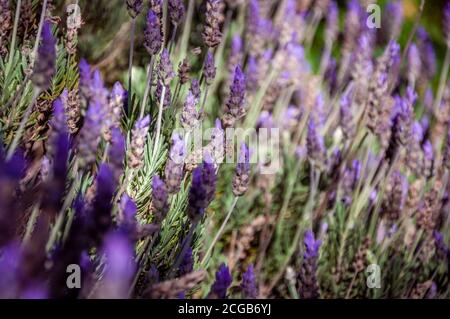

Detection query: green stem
(201, 196), (239, 266)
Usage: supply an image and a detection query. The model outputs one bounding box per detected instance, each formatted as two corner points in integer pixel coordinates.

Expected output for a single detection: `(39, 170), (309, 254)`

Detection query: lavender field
(0, 0), (449, 299)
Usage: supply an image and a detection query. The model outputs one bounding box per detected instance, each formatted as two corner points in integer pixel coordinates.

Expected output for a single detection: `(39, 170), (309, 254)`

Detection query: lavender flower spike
(32, 21), (56, 90)
(208, 263), (232, 299)
(0, 0), (12, 58)
(241, 264), (258, 299)
(188, 155), (217, 222)
(144, 9), (162, 55)
(203, 0), (223, 48)
(126, 0), (143, 18)
(297, 230), (321, 299)
(203, 51), (216, 86)
(223, 65), (246, 128)
(232, 142), (250, 196)
(169, 0), (185, 26)
(181, 89), (201, 131)
(77, 102), (103, 170)
(165, 133), (186, 194)
(128, 115), (150, 169)
(178, 247), (194, 276)
(307, 118), (327, 169)
(158, 49), (175, 86)
(151, 174), (169, 224)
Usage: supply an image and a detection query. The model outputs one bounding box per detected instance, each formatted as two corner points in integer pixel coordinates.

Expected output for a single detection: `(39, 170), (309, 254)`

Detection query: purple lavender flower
(434, 231), (449, 262)
(94, 232), (136, 298)
(151, 174), (169, 223)
(339, 88), (355, 140)
(190, 78), (201, 99)
(108, 128), (126, 182)
(203, 51), (216, 85)
(422, 139), (434, 178)
(178, 247), (194, 276)
(241, 264), (258, 299)
(32, 21), (56, 90)
(230, 34), (243, 60)
(203, 0), (223, 48)
(307, 118), (327, 169)
(85, 164), (117, 247)
(383, 1), (404, 41)
(382, 170), (408, 223)
(256, 110), (274, 129)
(394, 87), (416, 146)
(158, 49), (175, 86)
(89, 69), (109, 108)
(77, 102), (103, 170)
(128, 115), (150, 169)
(181, 90), (201, 131)
(417, 28), (437, 80)
(188, 157), (217, 221)
(79, 59), (92, 99)
(297, 230), (321, 299)
(155, 81), (172, 108)
(144, 9), (162, 55)
(126, 0), (143, 18)
(247, 0), (260, 37)
(168, 0), (185, 26)
(118, 194), (138, 236)
(109, 82), (125, 128)
(0, 0), (12, 58)
(165, 133), (186, 194)
(223, 65), (246, 128)
(208, 263), (232, 299)
(0, 243), (22, 298)
(232, 142), (250, 196)
(407, 44), (421, 85)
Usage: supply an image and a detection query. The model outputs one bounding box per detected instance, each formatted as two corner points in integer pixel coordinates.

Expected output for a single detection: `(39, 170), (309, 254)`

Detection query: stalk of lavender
(77, 102), (103, 171)
(125, 0), (143, 115)
(366, 42), (400, 141)
(319, 1), (338, 75)
(151, 174), (169, 224)
(407, 44), (421, 88)
(103, 82), (125, 142)
(222, 65), (246, 128)
(168, 0), (185, 51)
(297, 230), (321, 299)
(128, 115), (150, 170)
(181, 89), (201, 134)
(164, 133), (186, 194)
(140, 9), (163, 119)
(170, 157), (217, 276)
(207, 263), (232, 299)
(202, 0), (223, 49)
(307, 118), (327, 170)
(152, 49), (174, 161)
(338, 0), (361, 85)
(0, 0), (12, 58)
(201, 143), (250, 265)
(240, 264), (258, 299)
(7, 21), (55, 160)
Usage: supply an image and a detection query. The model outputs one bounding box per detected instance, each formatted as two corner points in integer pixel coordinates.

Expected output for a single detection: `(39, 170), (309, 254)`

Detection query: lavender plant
(0, 0), (449, 300)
